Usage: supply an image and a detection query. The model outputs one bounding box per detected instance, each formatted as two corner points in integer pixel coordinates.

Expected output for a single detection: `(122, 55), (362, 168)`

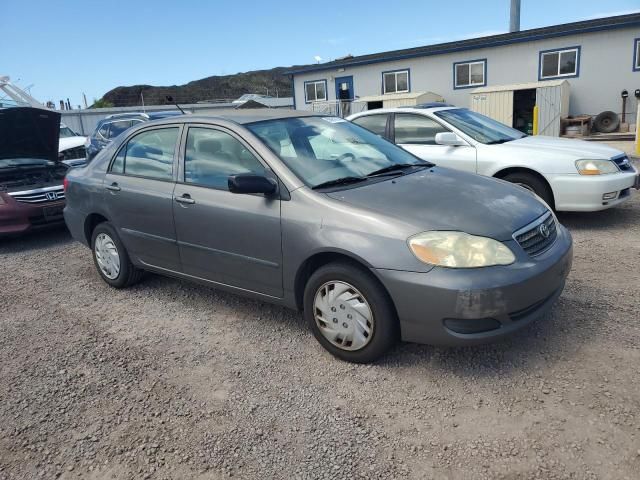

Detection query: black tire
(593, 111), (619, 134)
(91, 222), (144, 288)
(303, 261), (398, 363)
(502, 172), (554, 209)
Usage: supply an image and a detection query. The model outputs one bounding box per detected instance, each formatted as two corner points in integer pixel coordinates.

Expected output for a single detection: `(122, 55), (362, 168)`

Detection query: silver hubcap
(313, 281), (374, 351)
(94, 233), (121, 280)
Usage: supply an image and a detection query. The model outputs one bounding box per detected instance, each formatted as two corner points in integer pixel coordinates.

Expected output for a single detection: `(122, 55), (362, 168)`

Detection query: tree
(91, 97), (114, 109)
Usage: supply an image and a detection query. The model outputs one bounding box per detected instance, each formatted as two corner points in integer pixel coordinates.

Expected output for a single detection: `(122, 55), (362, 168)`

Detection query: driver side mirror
(228, 173), (278, 196)
(435, 132), (466, 146)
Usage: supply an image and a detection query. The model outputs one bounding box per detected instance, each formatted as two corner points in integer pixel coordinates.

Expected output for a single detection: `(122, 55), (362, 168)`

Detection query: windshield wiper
(485, 139), (513, 145)
(312, 176), (367, 190)
(366, 163), (428, 178)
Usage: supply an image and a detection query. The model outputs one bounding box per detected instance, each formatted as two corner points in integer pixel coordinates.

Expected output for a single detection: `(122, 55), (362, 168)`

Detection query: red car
(0, 107), (69, 236)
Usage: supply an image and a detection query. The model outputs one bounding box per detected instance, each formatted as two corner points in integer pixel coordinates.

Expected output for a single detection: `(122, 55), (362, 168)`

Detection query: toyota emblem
(539, 223), (550, 238)
(45, 191), (58, 201)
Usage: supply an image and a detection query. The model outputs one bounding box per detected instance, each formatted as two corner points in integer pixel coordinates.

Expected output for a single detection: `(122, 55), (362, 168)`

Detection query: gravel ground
(1, 180), (639, 479)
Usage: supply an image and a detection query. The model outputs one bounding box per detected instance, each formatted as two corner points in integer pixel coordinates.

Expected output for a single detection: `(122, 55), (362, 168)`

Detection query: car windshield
(59, 126), (78, 138)
(246, 116), (429, 189)
(435, 108), (526, 144)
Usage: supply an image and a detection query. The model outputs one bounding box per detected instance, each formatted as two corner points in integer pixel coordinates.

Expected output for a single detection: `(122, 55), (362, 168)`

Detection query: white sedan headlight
(575, 159), (619, 175)
(408, 232), (515, 268)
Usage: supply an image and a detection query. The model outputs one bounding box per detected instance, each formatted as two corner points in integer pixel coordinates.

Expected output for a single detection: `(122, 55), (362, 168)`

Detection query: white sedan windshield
(247, 116), (428, 188)
(436, 109), (526, 144)
(59, 126), (79, 138)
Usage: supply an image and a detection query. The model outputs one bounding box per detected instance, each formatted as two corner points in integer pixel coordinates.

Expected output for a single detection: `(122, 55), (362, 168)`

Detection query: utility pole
(141, 91), (146, 113)
(510, 0), (521, 33)
(82, 93), (88, 109)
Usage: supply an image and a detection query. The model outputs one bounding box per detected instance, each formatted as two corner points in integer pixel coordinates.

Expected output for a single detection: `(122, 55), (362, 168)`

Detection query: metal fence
(60, 100), (293, 135)
(310, 100), (368, 118)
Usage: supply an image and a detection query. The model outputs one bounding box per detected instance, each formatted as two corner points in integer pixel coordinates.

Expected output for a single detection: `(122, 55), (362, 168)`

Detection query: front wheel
(502, 172), (554, 209)
(91, 222), (144, 288)
(303, 262), (398, 363)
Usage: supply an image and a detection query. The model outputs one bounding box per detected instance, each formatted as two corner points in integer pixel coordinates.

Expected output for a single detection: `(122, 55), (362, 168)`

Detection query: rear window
(351, 114), (388, 137)
(98, 123), (109, 139)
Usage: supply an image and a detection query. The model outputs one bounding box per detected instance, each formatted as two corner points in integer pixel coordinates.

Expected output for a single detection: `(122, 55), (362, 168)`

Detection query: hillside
(101, 67), (294, 107)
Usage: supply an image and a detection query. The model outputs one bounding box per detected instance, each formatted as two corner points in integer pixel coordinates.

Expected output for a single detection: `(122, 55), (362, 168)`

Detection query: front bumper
(0, 193), (66, 237)
(375, 225), (573, 346)
(548, 170), (637, 212)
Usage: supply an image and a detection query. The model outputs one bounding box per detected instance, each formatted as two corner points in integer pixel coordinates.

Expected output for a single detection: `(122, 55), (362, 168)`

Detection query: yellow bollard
(636, 105), (640, 156)
(532, 105), (539, 136)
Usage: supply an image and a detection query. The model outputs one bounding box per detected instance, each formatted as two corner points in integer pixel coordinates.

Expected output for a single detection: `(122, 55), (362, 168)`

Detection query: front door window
(394, 114), (449, 145)
(184, 127), (265, 189)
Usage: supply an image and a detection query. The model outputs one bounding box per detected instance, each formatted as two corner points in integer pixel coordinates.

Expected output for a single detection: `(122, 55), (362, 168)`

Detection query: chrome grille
(612, 155), (632, 171)
(8, 185), (65, 204)
(514, 211), (557, 256)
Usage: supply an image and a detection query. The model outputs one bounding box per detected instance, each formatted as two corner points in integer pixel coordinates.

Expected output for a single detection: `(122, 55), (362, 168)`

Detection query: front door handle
(175, 194), (195, 205)
(106, 182), (121, 192)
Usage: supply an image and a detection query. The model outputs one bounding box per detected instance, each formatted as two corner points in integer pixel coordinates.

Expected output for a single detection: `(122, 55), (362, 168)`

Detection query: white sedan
(58, 123), (88, 167)
(348, 106), (639, 211)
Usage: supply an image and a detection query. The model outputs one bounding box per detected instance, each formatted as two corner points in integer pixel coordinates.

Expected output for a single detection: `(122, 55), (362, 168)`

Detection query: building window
(454, 59), (486, 89)
(304, 80), (327, 103)
(539, 47), (580, 79)
(634, 38), (640, 72)
(382, 70), (409, 94)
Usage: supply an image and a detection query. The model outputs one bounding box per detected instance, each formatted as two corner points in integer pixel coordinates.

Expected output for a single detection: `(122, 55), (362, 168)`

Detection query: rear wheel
(303, 261), (398, 363)
(502, 172), (554, 209)
(91, 222), (144, 288)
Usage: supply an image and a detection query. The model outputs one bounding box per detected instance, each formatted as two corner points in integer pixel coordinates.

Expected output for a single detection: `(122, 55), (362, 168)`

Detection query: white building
(286, 13), (640, 130)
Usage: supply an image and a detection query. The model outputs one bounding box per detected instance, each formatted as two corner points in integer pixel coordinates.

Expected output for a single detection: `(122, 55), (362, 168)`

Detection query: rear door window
(394, 114), (449, 145)
(110, 127), (179, 181)
(108, 120), (133, 139)
(351, 114), (388, 137)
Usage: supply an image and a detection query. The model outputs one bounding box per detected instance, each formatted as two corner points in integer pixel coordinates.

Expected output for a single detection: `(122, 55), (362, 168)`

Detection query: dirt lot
(1, 184), (639, 479)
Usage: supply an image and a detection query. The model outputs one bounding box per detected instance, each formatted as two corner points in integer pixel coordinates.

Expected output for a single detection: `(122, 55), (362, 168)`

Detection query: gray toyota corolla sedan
(64, 110), (573, 363)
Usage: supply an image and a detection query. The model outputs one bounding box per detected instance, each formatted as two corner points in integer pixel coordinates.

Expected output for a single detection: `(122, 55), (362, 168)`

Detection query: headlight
(408, 231), (515, 268)
(575, 159), (619, 175)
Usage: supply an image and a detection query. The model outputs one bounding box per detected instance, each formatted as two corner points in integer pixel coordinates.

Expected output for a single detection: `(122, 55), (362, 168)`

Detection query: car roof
(147, 110), (184, 119)
(404, 102), (455, 109)
(104, 112), (149, 120)
(350, 106), (461, 118)
(144, 109), (322, 126)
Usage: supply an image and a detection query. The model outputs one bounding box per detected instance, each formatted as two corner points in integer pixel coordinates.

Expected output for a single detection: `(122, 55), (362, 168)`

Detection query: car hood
(326, 167), (548, 241)
(500, 136), (624, 160)
(0, 107), (61, 162)
(59, 136), (86, 152)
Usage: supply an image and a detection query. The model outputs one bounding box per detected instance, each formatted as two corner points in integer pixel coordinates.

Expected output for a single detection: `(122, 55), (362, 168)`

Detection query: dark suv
(85, 111), (183, 162)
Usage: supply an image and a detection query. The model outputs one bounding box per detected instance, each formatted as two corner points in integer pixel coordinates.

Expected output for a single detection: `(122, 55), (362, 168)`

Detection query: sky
(2, 0), (639, 107)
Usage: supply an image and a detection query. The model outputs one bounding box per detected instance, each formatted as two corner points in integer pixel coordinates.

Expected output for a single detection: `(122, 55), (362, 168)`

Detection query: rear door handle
(175, 194), (195, 205)
(106, 182), (121, 192)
